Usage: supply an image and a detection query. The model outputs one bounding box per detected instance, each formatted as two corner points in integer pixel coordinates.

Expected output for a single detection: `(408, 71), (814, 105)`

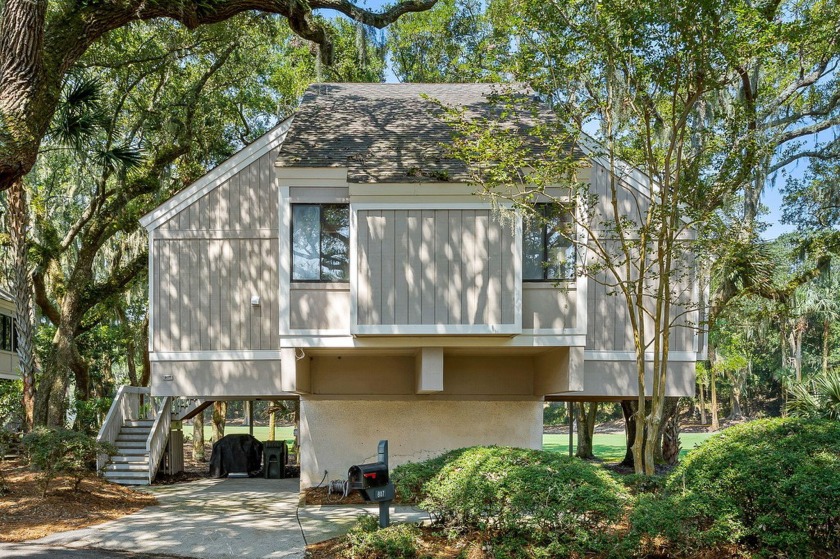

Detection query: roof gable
(140, 116), (293, 231)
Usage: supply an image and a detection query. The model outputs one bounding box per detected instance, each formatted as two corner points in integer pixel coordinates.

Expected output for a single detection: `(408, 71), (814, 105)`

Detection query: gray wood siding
(152, 148), (281, 352)
(522, 287), (576, 330)
(585, 162), (698, 353)
(154, 238), (278, 351)
(356, 209), (516, 327)
(161, 149), (280, 232)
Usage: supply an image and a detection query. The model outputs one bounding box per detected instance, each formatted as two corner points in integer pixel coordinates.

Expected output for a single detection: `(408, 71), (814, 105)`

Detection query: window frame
(290, 203), (350, 283)
(522, 203), (576, 282)
(0, 314), (14, 353)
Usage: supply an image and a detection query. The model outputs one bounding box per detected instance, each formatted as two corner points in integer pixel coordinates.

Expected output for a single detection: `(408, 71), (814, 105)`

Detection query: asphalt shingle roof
(276, 83), (538, 183)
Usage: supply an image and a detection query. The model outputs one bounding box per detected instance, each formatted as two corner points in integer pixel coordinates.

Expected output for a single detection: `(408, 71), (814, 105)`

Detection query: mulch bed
(0, 458), (158, 543)
(306, 527), (483, 559)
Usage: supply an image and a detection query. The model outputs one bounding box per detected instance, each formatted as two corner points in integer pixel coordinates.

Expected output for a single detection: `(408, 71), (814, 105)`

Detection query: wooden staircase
(102, 419), (155, 486)
(97, 386), (173, 486)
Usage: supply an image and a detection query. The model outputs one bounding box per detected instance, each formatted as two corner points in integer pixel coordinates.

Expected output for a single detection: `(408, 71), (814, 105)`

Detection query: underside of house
(124, 83), (701, 488)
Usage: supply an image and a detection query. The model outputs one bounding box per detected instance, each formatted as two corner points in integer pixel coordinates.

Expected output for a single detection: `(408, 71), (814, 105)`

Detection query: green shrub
(397, 446), (627, 555)
(391, 448), (467, 503)
(630, 418), (840, 558)
(22, 427), (117, 497)
(345, 514), (419, 559)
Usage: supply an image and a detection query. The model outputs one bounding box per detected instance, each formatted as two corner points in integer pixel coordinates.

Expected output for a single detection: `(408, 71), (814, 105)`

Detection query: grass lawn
(194, 425), (714, 463)
(194, 425), (295, 445)
(543, 431), (715, 462)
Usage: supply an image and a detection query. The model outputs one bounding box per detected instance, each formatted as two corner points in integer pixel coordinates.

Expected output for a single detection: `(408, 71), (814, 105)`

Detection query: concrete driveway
(29, 478), (306, 559)
(13, 477), (430, 559)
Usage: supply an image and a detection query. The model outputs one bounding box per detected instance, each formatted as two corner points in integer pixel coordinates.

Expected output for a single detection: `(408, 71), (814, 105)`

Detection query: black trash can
(264, 441), (287, 479)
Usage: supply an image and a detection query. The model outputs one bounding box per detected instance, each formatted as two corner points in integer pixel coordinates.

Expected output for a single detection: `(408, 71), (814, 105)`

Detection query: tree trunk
(211, 401), (227, 443)
(657, 397), (681, 465)
(8, 179), (36, 430)
(789, 323), (804, 382)
(699, 382), (707, 425)
(292, 399), (301, 462)
(34, 349), (69, 427)
(268, 400), (279, 441)
(620, 400), (639, 467)
(193, 411), (205, 462)
(243, 401), (251, 426)
(140, 315), (151, 387)
(729, 386), (743, 419)
(575, 402), (598, 459)
(823, 319), (830, 375)
(710, 369), (719, 431)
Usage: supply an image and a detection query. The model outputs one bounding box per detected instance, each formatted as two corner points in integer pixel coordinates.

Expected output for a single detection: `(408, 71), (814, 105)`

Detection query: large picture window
(523, 204), (576, 281)
(292, 204), (350, 281)
(0, 314), (16, 353)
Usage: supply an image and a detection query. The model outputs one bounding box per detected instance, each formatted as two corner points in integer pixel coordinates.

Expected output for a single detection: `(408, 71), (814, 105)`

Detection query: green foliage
(22, 428), (117, 497)
(345, 514), (419, 559)
(0, 380), (24, 429)
(395, 446), (626, 555)
(631, 419), (840, 557)
(787, 370), (840, 420)
(72, 396), (114, 435)
(391, 448), (467, 503)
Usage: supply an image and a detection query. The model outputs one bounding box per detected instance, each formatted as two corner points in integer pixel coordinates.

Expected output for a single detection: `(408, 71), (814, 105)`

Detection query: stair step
(104, 463), (150, 472)
(116, 434), (148, 442)
(111, 455), (149, 463)
(120, 427), (152, 435)
(116, 443), (147, 451)
(104, 470), (149, 479)
(107, 478), (150, 486)
(124, 420), (155, 427)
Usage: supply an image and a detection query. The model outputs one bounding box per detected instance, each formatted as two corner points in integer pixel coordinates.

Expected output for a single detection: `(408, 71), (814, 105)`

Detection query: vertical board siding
(152, 147), (282, 351)
(154, 238), (279, 351)
(587, 161), (698, 353)
(356, 209), (516, 327)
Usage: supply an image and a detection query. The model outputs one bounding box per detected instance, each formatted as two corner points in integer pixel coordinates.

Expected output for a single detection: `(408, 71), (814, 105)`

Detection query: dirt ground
(0, 459), (157, 543)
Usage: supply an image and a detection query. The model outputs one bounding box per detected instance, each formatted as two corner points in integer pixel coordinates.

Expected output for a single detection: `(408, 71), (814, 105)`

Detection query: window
(0, 314), (15, 353)
(523, 204), (575, 281)
(292, 204), (350, 281)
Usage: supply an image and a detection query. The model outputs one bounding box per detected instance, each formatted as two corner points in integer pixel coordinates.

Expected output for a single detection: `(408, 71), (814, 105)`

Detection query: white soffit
(140, 115), (295, 231)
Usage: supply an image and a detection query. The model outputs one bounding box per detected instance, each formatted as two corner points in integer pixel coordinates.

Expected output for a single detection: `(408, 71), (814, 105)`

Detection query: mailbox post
(347, 440), (394, 528)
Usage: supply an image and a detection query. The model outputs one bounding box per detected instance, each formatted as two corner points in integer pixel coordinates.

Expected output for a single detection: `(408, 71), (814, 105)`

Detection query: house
(137, 83), (699, 488)
(0, 288), (18, 381)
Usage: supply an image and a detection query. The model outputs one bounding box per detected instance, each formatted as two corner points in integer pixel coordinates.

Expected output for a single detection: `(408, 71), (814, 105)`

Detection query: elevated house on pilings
(99, 83), (701, 487)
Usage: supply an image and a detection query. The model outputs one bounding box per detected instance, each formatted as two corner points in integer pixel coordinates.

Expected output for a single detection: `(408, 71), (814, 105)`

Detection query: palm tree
(786, 370), (840, 420)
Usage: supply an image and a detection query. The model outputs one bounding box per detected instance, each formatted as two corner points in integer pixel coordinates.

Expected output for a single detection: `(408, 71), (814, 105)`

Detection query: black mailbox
(348, 462), (389, 491)
(347, 440), (396, 526)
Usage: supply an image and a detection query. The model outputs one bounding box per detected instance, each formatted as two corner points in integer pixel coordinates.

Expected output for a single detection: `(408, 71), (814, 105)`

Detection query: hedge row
(388, 418), (839, 559)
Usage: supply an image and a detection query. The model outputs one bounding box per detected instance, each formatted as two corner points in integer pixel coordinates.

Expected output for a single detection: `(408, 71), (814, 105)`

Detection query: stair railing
(146, 396), (172, 484)
(97, 386), (150, 472)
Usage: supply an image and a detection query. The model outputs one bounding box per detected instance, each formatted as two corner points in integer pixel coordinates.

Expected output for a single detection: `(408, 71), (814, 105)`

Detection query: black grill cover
(209, 434), (264, 478)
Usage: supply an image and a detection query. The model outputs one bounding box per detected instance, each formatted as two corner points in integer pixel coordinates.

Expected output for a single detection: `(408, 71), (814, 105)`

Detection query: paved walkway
(17, 478), (429, 559)
(31, 478), (305, 559)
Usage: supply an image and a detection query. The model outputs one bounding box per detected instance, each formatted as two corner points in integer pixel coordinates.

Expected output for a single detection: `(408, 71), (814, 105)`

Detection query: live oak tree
(1, 0), (434, 430)
(9, 10), (389, 427)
